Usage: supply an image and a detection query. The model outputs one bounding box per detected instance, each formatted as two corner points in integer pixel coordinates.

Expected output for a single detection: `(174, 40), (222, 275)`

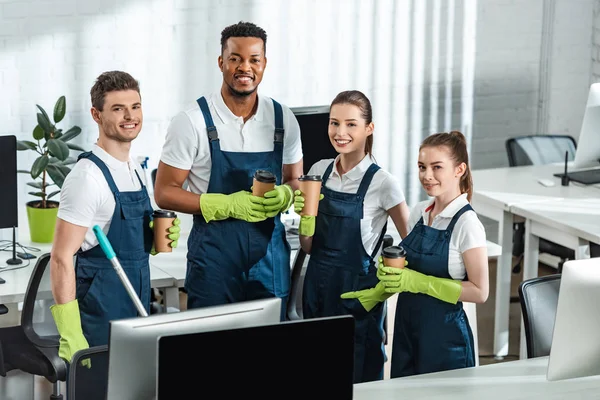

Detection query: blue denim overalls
(391, 203), (475, 377)
(75, 152), (153, 346)
(185, 96), (290, 320)
(302, 161), (387, 383)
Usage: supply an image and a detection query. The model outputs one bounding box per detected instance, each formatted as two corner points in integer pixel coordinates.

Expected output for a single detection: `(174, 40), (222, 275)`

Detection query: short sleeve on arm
(379, 173), (406, 211)
(57, 169), (107, 228)
(160, 111), (199, 171)
(457, 213), (488, 253)
(282, 106), (303, 165)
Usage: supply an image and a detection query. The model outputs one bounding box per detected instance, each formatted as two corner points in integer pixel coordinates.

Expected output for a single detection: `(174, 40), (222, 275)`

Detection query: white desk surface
(353, 357), (600, 399)
(471, 164), (600, 213)
(511, 198), (600, 245)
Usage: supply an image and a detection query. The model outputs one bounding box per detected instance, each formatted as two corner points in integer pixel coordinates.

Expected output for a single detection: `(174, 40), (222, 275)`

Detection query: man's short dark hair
(220, 21), (267, 54)
(90, 71), (140, 111)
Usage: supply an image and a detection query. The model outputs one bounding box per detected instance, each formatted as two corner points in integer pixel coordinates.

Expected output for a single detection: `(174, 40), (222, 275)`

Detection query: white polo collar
(211, 91), (264, 124)
(330, 154), (375, 182)
(422, 193), (469, 221)
(92, 144), (134, 170)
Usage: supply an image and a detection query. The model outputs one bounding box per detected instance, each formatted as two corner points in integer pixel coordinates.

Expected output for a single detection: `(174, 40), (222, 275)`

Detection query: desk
(471, 164), (600, 358)
(510, 197), (600, 358)
(0, 242), (177, 313)
(353, 356), (600, 399)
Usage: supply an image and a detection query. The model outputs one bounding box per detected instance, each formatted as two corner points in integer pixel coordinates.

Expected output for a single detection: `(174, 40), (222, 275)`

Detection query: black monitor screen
(0, 135), (18, 229)
(293, 106), (338, 174)
(157, 316), (355, 400)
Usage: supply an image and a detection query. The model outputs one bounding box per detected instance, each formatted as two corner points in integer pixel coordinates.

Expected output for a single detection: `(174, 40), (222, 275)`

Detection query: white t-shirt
(407, 193), (487, 280)
(308, 155), (406, 256)
(160, 92), (303, 194)
(57, 144), (147, 251)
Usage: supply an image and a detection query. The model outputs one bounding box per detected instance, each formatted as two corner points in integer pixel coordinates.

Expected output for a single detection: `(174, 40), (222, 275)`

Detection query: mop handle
(92, 225), (149, 317)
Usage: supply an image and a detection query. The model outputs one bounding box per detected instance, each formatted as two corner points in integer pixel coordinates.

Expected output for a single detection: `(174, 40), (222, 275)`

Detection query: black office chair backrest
(68, 345), (109, 400)
(21, 253), (60, 347)
(287, 248), (310, 321)
(506, 135), (576, 167)
(19, 253), (67, 383)
(151, 168), (157, 189)
(518, 274), (561, 358)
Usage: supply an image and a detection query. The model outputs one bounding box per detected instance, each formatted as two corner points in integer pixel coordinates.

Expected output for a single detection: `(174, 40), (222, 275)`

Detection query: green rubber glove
(200, 191), (267, 223)
(262, 184), (294, 217)
(149, 217), (182, 255)
(298, 215), (316, 237)
(293, 190), (324, 214)
(378, 264), (463, 304)
(50, 299), (91, 368)
(340, 282), (394, 312)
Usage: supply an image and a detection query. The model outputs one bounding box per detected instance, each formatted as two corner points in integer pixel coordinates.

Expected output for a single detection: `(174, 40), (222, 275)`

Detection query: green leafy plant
(17, 96), (85, 209)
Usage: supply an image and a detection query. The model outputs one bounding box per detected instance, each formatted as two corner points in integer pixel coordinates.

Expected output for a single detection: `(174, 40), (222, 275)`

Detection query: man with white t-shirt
(154, 21), (303, 320)
(49, 71), (181, 363)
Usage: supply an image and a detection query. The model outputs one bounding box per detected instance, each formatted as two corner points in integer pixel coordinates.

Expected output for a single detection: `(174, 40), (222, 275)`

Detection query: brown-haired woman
(293, 90), (410, 383)
(346, 130), (489, 377)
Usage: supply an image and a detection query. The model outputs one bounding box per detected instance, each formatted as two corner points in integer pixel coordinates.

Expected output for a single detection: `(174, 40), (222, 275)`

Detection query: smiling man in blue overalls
(49, 71), (181, 363)
(155, 22), (303, 320)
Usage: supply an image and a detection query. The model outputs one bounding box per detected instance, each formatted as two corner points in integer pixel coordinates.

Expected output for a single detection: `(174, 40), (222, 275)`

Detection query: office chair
(518, 274), (561, 358)
(505, 135), (577, 273)
(151, 168), (157, 188)
(68, 345), (109, 400)
(0, 253), (68, 399)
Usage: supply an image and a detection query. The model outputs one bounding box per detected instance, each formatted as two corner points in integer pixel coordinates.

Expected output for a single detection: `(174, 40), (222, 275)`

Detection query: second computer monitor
(157, 315), (355, 399)
(547, 257), (600, 381)
(291, 105), (338, 174)
(106, 297), (282, 400)
(573, 83), (600, 169)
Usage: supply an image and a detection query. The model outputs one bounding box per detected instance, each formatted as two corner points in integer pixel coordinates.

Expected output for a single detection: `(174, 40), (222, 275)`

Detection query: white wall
(0, 0), (597, 209)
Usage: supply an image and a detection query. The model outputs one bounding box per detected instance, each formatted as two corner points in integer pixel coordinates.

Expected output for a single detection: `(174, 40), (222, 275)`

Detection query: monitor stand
(6, 226), (22, 265)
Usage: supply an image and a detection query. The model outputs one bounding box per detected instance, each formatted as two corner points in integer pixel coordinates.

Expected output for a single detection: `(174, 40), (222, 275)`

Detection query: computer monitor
(156, 315), (355, 400)
(547, 257), (600, 381)
(291, 105), (338, 174)
(573, 83), (600, 169)
(106, 297), (282, 400)
(0, 135), (18, 229)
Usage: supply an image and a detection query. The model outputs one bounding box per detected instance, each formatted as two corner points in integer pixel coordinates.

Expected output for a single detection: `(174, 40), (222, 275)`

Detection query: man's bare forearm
(155, 185), (203, 215)
(50, 253), (76, 305)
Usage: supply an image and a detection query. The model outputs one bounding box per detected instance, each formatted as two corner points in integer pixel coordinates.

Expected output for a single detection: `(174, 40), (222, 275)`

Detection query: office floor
(162, 257), (558, 378)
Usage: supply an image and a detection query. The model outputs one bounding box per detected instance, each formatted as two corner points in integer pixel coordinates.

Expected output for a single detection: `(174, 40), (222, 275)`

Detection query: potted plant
(17, 95), (85, 243)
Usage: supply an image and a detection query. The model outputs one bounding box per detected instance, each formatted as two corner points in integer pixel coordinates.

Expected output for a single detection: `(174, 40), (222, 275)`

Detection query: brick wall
(0, 0), (597, 209)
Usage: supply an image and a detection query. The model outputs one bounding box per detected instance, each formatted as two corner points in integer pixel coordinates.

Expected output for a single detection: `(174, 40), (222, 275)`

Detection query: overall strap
(271, 99), (284, 183)
(78, 152), (120, 196)
(322, 161), (335, 185)
(196, 96), (218, 141)
(133, 169), (146, 189)
(196, 96), (222, 176)
(356, 163), (380, 198)
(446, 203), (474, 232)
(271, 98), (284, 144)
(370, 221), (388, 260)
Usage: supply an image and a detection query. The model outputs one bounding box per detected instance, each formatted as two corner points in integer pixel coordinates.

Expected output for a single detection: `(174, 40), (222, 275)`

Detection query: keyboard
(553, 167), (600, 185)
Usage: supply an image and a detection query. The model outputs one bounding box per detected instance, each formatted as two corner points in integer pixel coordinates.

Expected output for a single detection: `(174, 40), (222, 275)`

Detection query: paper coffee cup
(252, 170), (276, 197)
(152, 210), (177, 253)
(382, 245), (407, 269)
(298, 175), (323, 217)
